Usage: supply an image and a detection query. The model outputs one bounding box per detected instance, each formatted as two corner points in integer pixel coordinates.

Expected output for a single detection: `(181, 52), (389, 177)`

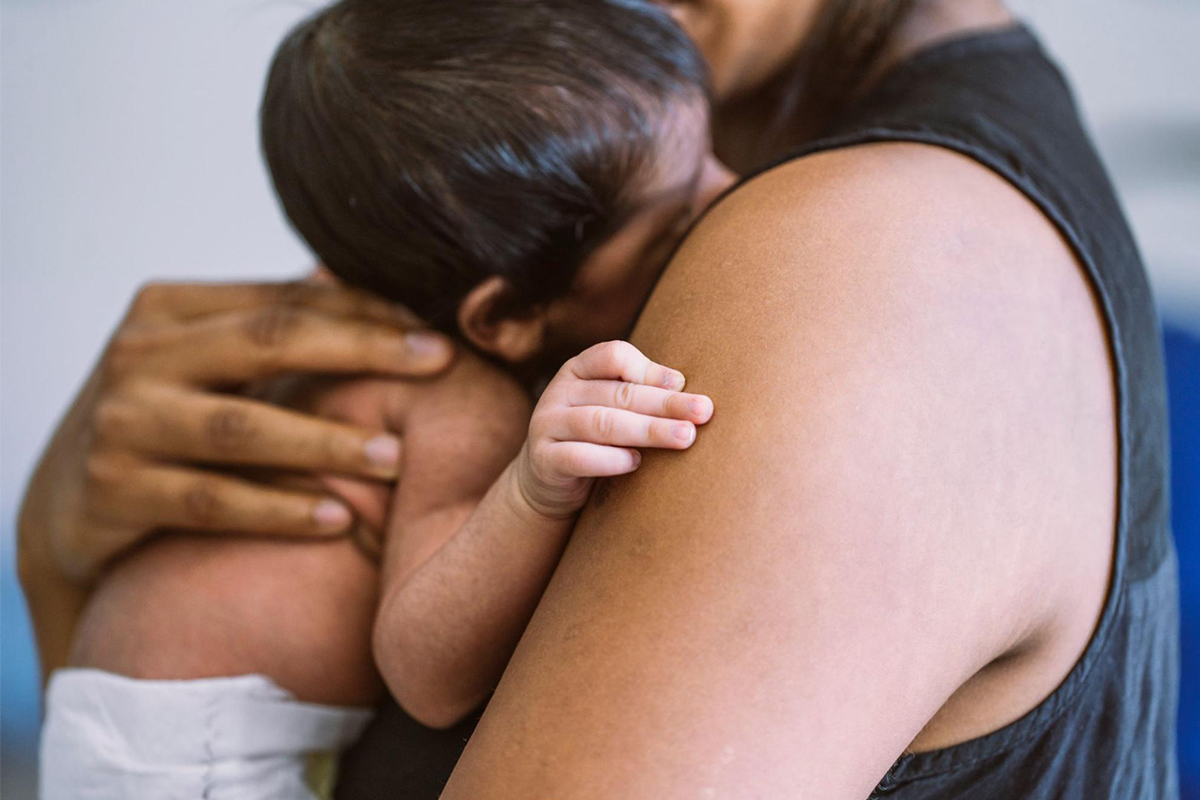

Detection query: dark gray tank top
(336, 25), (1181, 799)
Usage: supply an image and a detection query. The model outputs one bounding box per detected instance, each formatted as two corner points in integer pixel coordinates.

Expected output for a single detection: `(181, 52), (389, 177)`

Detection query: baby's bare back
(71, 530), (383, 706)
(68, 374), (407, 706)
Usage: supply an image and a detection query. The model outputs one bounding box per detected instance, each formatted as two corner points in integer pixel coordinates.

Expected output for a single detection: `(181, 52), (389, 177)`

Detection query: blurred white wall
(2, 1), (1198, 797)
(1, 3), (315, 796)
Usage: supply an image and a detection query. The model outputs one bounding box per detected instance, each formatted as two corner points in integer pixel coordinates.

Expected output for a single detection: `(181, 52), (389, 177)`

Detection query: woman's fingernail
(313, 500), (352, 530)
(663, 370), (686, 391)
(405, 331), (450, 357)
(672, 423), (696, 444)
(364, 435), (401, 468)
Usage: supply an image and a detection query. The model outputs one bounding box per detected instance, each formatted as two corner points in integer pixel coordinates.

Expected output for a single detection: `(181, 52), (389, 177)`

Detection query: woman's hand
(18, 279), (453, 585)
(513, 340), (714, 519)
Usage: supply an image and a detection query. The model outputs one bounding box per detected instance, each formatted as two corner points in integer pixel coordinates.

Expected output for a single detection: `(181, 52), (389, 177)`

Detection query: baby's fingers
(566, 341), (685, 390)
(555, 406), (696, 450)
(543, 442), (642, 478)
(566, 380), (713, 424)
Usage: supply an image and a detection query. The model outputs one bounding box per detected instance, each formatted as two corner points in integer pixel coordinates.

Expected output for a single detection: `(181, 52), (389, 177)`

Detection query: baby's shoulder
(396, 347), (532, 465)
(398, 347), (532, 433)
(283, 345), (530, 442)
(393, 348), (532, 508)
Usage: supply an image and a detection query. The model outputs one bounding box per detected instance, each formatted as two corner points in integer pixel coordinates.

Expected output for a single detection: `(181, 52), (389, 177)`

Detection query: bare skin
(439, 144), (1116, 795)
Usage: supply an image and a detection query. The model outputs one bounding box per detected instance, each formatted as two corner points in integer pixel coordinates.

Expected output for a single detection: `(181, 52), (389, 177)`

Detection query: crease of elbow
(371, 602), (481, 730)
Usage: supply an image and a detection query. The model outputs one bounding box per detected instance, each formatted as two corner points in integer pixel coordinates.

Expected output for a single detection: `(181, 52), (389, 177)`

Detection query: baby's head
(261, 0), (733, 369)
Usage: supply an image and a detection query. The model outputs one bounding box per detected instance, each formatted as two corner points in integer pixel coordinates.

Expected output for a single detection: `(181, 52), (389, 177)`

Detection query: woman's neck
(711, 0), (1014, 173)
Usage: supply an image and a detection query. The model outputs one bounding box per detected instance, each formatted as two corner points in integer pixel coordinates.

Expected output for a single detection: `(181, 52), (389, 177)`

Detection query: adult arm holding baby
(16, 279), (455, 682)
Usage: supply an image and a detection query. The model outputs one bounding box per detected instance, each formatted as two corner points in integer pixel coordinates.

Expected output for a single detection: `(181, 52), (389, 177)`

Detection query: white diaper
(39, 668), (373, 800)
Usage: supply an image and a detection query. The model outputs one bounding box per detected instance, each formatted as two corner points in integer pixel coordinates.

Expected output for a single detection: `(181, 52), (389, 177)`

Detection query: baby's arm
(374, 341), (714, 728)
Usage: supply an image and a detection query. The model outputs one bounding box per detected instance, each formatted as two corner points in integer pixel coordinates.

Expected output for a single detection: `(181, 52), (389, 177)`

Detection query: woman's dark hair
(770, 0), (916, 147)
(261, 0), (706, 331)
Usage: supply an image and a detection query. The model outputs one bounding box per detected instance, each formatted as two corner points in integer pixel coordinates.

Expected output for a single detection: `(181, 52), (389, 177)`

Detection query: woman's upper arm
(441, 144), (1116, 798)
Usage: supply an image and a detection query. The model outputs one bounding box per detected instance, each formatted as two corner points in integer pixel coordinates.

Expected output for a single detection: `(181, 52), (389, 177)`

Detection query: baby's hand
(513, 340), (714, 519)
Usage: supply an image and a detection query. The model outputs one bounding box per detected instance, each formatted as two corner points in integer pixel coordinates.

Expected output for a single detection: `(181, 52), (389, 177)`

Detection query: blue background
(1166, 323), (1200, 799)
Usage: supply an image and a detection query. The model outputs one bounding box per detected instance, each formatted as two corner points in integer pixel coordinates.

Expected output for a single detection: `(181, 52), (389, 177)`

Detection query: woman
(19, 0), (1178, 797)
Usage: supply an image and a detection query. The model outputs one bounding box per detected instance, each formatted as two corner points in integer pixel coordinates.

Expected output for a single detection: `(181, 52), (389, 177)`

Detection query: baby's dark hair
(261, 0), (707, 332)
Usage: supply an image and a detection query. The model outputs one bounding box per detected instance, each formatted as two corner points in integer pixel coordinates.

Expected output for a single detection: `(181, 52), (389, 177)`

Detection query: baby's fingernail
(630, 450), (642, 467)
(364, 435), (401, 469)
(662, 370), (685, 391)
(672, 423), (696, 444)
(689, 397), (712, 419)
(405, 331), (451, 357)
(313, 500), (352, 530)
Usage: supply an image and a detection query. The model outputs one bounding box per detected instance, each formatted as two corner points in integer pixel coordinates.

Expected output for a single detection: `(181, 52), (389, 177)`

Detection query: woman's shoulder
(701, 141), (1049, 254)
(643, 139), (1088, 371)
(665, 138), (1100, 361)
(632, 137), (1117, 745)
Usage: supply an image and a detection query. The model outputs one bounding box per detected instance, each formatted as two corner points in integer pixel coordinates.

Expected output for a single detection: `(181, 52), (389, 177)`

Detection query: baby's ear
(457, 276), (547, 363)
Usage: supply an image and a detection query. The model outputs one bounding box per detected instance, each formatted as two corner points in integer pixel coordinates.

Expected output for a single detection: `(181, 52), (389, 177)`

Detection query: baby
(40, 0), (735, 797)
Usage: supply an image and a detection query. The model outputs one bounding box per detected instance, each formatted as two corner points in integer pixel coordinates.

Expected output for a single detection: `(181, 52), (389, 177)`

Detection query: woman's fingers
(540, 442), (642, 478)
(86, 455), (356, 537)
(553, 406), (697, 450)
(95, 387), (404, 479)
(565, 340), (686, 390)
(110, 306), (453, 383)
(127, 279), (424, 328)
(24, 275), (456, 584)
(565, 380), (713, 424)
